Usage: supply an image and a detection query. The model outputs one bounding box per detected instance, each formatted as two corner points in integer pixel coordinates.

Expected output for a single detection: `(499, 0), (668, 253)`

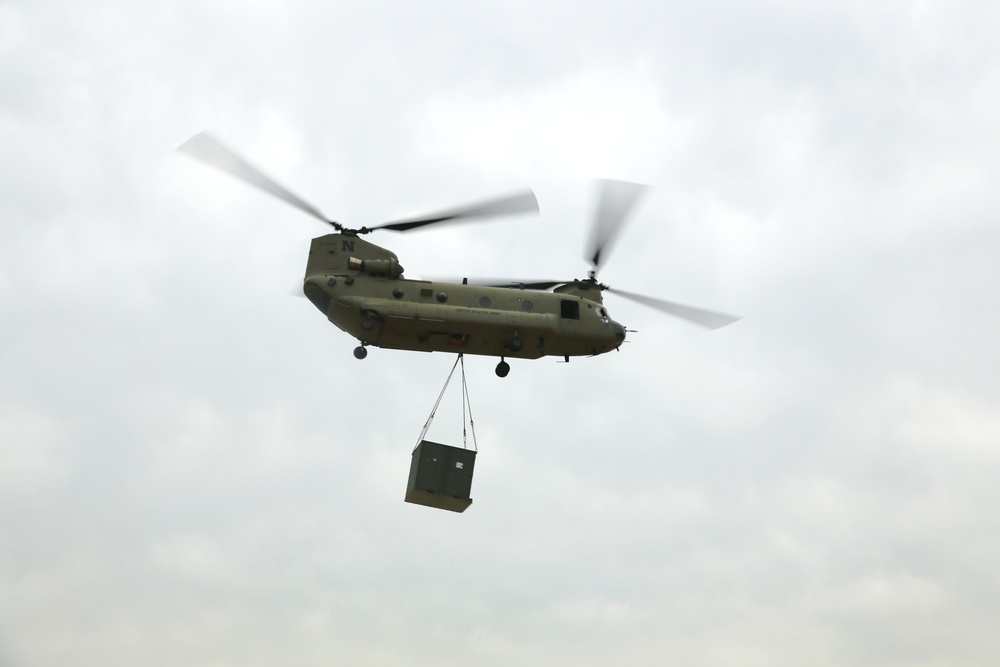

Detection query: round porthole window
(479, 296), (492, 307)
(522, 300), (534, 311)
(437, 291), (448, 303)
(392, 288), (404, 299)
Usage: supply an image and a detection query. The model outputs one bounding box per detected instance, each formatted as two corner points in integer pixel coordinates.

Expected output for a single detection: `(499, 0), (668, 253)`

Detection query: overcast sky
(3, 1), (1000, 665)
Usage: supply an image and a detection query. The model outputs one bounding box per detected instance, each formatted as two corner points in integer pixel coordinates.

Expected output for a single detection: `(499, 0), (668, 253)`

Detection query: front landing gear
(354, 344), (368, 360)
(495, 358), (510, 378)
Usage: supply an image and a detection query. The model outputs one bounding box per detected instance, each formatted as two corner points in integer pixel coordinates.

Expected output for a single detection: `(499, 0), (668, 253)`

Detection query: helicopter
(179, 132), (740, 377)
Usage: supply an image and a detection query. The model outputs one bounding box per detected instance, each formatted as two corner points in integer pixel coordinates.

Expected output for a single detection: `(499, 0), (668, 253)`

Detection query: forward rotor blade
(475, 279), (566, 290)
(586, 180), (650, 273)
(609, 287), (741, 330)
(177, 132), (338, 229)
(421, 276), (566, 290)
(370, 190), (539, 232)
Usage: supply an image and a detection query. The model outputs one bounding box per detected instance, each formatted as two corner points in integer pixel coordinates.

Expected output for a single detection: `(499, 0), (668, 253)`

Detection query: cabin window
(521, 300), (533, 312)
(560, 300), (580, 320)
(420, 288), (433, 298)
(479, 296), (492, 307)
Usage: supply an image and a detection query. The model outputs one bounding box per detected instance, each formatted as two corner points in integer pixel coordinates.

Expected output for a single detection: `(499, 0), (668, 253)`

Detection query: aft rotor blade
(586, 179), (650, 273)
(370, 190), (539, 232)
(177, 132), (339, 229)
(609, 287), (741, 330)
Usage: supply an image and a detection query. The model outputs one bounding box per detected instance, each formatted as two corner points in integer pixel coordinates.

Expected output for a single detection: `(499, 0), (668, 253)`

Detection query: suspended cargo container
(405, 440), (476, 513)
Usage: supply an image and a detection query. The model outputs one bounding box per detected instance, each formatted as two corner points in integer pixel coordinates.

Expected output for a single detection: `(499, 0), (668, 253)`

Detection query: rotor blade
(421, 276), (566, 290)
(177, 132), (338, 229)
(586, 180), (650, 273)
(609, 287), (741, 330)
(474, 279), (567, 290)
(369, 190), (539, 232)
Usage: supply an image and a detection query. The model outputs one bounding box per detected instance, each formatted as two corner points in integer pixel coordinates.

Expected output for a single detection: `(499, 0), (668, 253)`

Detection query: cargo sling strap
(415, 353), (479, 452)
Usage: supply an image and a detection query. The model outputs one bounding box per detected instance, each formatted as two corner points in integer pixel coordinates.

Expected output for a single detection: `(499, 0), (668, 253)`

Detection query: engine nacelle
(348, 256), (404, 278)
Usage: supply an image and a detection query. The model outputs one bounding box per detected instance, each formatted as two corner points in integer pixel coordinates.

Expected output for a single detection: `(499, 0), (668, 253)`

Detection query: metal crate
(405, 440), (476, 513)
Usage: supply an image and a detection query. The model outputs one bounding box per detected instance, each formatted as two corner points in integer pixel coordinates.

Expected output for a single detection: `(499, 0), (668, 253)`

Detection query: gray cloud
(3, 0), (1000, 665)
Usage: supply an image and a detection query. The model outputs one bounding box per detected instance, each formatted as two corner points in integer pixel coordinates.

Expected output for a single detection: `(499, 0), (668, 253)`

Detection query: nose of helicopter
(611, 319), (626, 343)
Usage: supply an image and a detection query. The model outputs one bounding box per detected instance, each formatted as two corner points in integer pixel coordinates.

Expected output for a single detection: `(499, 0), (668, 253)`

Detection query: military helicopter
(179, 132), (740, 377)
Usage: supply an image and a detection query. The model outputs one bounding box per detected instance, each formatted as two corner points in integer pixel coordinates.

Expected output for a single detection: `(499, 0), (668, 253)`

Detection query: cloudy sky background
(3, 0), (1000, 665)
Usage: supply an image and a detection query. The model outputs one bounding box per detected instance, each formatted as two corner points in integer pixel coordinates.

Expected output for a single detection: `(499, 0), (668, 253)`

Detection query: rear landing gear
(495, 359), (510, 378)
(354, 345), (368, 360)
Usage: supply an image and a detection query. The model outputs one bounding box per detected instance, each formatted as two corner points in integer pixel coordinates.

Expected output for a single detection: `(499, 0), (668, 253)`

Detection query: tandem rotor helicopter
(179, 132), (740, 377)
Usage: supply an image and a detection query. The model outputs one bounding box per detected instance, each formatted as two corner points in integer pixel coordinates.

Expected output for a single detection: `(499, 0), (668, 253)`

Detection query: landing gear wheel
(354, 345), (368, 360)
(495, 359), (510, 378)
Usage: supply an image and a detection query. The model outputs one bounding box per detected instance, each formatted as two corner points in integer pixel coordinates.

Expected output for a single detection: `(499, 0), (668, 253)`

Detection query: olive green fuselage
(302, 234), (626, 359)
